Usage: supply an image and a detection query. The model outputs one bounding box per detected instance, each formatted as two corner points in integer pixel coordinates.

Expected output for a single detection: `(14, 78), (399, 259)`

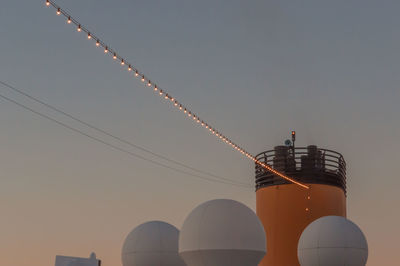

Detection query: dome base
(180, 249), (266, 266)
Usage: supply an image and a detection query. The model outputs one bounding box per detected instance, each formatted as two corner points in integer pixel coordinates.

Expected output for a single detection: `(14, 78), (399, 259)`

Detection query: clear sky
(0, 0), (399, 265)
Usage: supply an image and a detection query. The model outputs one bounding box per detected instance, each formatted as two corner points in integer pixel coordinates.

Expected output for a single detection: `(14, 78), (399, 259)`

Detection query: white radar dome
(122, 221), (185, 266)
(179, 199), (266, 266)
(298, 216), (368, 266)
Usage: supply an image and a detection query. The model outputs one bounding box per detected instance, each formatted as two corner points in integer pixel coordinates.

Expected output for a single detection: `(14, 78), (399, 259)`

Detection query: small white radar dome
(122, 221), (185, 266)
(179, 199), (266, 266)
(298, 216), (368, 266)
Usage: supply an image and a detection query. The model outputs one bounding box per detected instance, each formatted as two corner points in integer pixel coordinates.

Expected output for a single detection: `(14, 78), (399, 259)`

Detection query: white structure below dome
(298, 216), (368, 266)
(55, 253), (100, 266)
(179, 199), (266, 266)
(122, 221), (185, 266)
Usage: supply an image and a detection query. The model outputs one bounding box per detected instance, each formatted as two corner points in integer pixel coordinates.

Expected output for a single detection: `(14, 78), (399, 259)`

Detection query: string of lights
(0, 89), (252, 188)
(0, 80), (251, 187)
(44, 0), (309, 189)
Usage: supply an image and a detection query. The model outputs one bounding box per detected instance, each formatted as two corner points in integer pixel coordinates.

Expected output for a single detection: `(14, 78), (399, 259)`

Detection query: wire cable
(0, 90), (252, 188)
(0, 80), (250, 187)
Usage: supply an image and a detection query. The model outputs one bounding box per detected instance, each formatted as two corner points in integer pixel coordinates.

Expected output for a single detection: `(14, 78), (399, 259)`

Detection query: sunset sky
(1, 0), (399, 265)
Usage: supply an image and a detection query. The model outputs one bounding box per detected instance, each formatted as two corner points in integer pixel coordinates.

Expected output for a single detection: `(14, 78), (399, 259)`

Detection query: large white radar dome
(122, 221), (185, 266)
(179, 199), (266, 266)
(298, 216), (368, 266)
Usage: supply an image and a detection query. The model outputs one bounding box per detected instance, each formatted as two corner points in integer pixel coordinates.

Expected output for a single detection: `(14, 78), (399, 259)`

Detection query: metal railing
(255, 146), (346, 192)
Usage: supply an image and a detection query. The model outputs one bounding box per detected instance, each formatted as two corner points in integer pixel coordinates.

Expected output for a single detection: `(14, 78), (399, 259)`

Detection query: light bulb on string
(44, 1), (309, 190)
